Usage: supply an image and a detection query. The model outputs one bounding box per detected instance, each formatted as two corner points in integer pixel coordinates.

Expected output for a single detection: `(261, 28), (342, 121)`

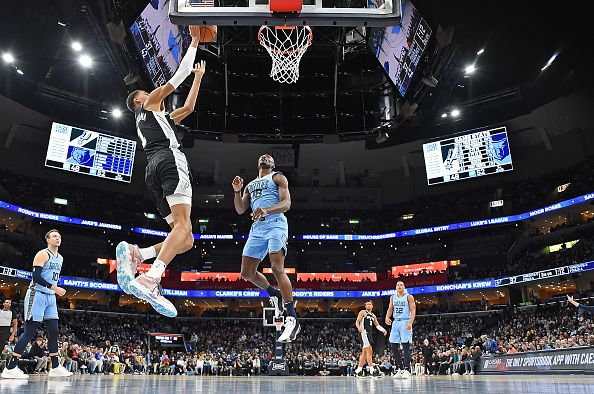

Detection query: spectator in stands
(28, 337), (49, 373)
(464, 346), (481, 375)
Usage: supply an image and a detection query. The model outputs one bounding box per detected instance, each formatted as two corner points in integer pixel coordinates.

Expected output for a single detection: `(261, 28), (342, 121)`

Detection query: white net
(258, 25), (313, 84)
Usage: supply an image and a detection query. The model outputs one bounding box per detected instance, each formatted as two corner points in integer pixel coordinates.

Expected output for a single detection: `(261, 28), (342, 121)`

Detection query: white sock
(138, 246), (156, 261)
(355, 366), (362, 373)
(146, 260), (166, 278)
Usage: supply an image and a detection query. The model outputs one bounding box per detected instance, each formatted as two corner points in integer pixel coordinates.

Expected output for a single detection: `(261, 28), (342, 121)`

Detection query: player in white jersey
(1, 229), (72, 379)
(386, 281), (416, 379)
(116, 25), (209, 318)
(354, 301), (387, 377)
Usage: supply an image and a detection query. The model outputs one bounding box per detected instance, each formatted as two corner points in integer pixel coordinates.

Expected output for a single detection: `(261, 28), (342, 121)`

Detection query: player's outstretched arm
(171, 61), (206, 124)
(144, 26), (201, 111)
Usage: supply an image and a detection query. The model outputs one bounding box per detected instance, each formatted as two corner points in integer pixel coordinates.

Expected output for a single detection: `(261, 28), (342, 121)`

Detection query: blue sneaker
(116, 241), (142, 294)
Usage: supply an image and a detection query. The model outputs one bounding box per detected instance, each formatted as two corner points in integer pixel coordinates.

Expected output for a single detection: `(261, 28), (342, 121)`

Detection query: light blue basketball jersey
(246, 171), (288, 228)
(30, 249), (63, 295)
(392, 292), (411, 320)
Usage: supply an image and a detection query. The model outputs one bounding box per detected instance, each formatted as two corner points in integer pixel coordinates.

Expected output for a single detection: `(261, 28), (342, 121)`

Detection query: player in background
(232, 154), (299, 342)
(1, 229), (73, 379)
(354, 301), (387, 377)
(386, 281), (416, 379)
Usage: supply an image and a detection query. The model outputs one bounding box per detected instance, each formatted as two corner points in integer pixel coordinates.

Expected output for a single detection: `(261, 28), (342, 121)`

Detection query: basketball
(199, 25), (217, 43)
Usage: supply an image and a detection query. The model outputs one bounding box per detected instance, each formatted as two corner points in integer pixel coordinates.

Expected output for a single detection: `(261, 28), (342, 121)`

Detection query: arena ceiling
(0, 0), (592, 145)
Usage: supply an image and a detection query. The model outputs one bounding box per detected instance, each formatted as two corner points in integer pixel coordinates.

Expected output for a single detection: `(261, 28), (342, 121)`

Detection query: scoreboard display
(45, 122), (136, 183)
(423, 126), (513, 185)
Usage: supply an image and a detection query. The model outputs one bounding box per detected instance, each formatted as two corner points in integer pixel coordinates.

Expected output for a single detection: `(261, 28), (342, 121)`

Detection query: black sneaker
(356, 370), (366, 378)
(269, 293), (284, 318)
(278, 316), (300, 343)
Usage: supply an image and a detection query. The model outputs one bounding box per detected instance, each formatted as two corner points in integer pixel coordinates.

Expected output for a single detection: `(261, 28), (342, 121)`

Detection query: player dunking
(355, 301), (387, 377)
(116, 25), (207, 317)
(385, 281), (416, 379)
(1, 229), (73, 379)
(232, 154), (300, 342)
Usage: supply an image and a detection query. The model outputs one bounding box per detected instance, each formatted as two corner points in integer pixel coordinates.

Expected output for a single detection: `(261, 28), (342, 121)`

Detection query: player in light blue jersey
(1, 229), (73, 379)
(232, 154), (299, 343)
(385, 281), (416, 379)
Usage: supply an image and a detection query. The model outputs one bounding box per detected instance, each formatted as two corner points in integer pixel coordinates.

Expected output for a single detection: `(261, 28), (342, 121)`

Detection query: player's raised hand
(232, 176), (244, 192)
(189, 25), (201, 41)
(192, 61), (206, 78)
(567, 294), (579, 307)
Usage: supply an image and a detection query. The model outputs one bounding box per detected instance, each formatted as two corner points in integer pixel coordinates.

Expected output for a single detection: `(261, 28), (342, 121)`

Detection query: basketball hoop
(258, 25), (313, 84)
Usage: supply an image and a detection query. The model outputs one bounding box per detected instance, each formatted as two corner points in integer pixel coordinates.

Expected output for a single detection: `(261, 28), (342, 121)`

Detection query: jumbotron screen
(130, 0), (182, 88)
(423, 126), (513, 185)
(45, 122), (136, 183)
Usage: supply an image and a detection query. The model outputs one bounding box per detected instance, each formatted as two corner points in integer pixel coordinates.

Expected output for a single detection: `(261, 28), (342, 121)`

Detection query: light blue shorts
(243, 225), (288, 261)
(389, 320), (412, 344)
(24, 288), (58, 322)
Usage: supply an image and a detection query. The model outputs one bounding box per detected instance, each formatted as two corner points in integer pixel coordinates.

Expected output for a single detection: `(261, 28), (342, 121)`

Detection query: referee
(567, 294), (594, 314)
(0, 299), (18, 351)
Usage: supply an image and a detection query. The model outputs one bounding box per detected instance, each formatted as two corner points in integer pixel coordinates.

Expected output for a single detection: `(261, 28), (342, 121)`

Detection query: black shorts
(145, 148), (193, 224)
(360, 330), (375, 349)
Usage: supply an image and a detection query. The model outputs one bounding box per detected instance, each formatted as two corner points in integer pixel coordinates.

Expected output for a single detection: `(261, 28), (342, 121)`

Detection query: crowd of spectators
(1, 294), (593, 377)
(1, 156), (593, 237)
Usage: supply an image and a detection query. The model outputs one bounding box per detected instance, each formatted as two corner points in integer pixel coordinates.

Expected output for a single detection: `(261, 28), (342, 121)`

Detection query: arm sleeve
(578, 304), (594, 314)
(168, 46), (197, 89)
(32, 266), (53, 289)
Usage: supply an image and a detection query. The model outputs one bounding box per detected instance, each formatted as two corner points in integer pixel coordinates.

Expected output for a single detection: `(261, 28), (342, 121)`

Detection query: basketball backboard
(169, 0), (401, 27)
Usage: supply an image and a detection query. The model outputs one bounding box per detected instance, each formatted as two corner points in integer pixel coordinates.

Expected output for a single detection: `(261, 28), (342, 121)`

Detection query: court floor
(1, 374), (594, 394)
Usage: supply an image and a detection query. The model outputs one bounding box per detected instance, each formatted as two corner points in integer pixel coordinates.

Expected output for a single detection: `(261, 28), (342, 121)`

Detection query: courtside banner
(479, 347), (594, 373)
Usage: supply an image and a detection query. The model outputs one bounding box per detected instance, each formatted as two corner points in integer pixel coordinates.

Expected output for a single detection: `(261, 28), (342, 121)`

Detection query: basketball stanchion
(268, 316), (289, 375)
(263, 307), (289, 375)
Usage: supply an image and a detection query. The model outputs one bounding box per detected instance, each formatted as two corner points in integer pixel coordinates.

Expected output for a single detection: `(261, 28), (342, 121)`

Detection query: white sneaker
(393, 369), (403, 379)
(269, 294), (284, 318)
(401, 370), (412, 379)
(452, 372), (460, 377)
(278, 316), (300, 343)
(463, 372), (469, 375)
(469, 371), (475, 375)
(48, 365), (73, 377)
(1, 367), (29, 379)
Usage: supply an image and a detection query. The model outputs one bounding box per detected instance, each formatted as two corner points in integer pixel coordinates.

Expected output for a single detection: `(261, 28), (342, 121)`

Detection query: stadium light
(16, 69), (24, 75)
(78, 54), (92, 68)
(464, 64), (475, 74)
(476, 48), (485, 55)
(2, 52), (14, 64)
(54, 198), (68, 206)
(71, 41), (83, 52)
(441, 113), (448, 118)
(112, 108), (122, 118)
(541, 53), (558, 71)
(451, 109), (460, 117)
